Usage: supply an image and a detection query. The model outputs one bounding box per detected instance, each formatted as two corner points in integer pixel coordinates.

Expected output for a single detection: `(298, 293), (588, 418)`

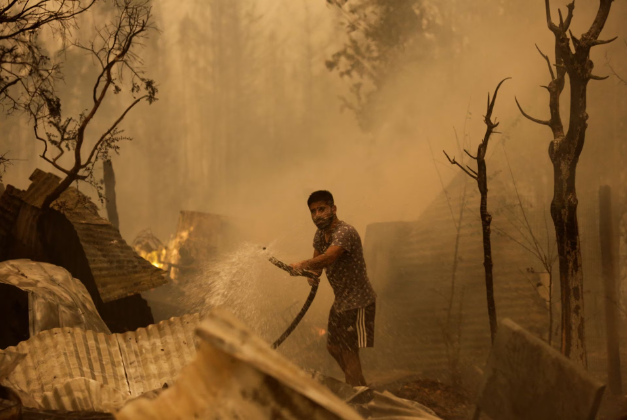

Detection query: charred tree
(0, 0), (97, 109)
(516, 0), (615, 367)
(27, 0), (157, 212)
(444, 78), (509, 344)
(0, 0), (97, 178)
(103, 160), (120, 230)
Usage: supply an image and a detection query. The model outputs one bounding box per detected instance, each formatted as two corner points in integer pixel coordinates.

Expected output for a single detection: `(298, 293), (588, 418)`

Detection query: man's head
(307, 190), (337, 230)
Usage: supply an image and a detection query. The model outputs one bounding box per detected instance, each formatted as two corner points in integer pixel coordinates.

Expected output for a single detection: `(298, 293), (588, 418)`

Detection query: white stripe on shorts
(356, 308), (367, 348)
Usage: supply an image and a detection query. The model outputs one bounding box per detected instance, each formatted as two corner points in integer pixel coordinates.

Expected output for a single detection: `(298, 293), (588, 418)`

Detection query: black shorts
(327, 303), (375, 351)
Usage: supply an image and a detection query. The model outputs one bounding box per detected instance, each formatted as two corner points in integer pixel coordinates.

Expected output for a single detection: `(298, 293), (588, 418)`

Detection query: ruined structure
(167, 210), (239, 281)
(0, 169), (168, 334)
(363, 136), (627, 387)
(1, 314), (200, 412)
(0, 260), (110, 348)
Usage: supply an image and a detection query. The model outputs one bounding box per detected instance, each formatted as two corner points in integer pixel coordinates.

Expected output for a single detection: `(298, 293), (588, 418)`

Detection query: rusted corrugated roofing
(17, 169), (168, 302)
(117, 308), (363, 420)
(0, 313), (200, 412)
(0, 260), (110, 336)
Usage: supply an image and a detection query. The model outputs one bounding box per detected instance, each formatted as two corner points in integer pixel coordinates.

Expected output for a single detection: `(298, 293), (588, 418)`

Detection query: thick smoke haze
(1, 0), (627, 382)
(1, 1), (625, 244)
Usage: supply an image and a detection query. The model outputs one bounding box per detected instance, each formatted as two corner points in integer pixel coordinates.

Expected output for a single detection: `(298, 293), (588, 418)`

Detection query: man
(290, 190), (376, 387)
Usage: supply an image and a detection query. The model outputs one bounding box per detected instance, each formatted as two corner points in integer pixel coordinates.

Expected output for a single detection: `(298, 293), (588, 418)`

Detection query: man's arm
(311, 249), (323, 276)
(291, 246), (345, 272)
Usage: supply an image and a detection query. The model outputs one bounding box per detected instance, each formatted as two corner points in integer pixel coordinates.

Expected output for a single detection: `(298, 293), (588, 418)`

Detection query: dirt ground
(388, 378), (627, 420)
(383, 378), (474, 420)
(598, 394), (627, 420)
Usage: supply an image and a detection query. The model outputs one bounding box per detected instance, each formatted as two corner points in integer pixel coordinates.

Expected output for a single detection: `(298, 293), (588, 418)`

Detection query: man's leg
(341, 349), (367, 387)
(327, 307), (350, 376)
(327, 343), (347, 372)
(327, 305), (370, 386)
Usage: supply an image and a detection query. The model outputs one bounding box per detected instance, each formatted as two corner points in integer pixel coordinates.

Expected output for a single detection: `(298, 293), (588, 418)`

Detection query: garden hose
(268, 256), (320, 349)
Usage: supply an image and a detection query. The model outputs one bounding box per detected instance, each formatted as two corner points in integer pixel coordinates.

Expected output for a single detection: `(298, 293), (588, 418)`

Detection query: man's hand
(307, 277), (320, 287)
(289, 261), (307, 273)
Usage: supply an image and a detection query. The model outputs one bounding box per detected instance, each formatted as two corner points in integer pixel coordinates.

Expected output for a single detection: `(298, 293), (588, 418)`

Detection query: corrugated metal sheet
(40, 378), (128, 413)
(17, 169), (168, 302)
(0, 260), (110, 336)
(0, 313), (200, 412)
(116, 308), (363, 420)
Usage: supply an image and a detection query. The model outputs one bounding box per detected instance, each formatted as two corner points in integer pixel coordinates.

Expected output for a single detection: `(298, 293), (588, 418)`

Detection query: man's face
(309, 201), (336, 230)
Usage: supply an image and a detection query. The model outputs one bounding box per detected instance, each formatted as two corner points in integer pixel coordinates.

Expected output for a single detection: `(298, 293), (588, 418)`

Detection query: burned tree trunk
(551, 133), (585, 363)
(477, 157), (497, 343)
(103, 159), (120, 230)
(445, 78), (509, 344)
(516, 0), (615, 367)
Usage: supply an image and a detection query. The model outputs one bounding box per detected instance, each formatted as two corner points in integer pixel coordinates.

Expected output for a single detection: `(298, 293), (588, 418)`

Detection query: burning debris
(133, 211), (240, 283)
(132, 229), (168, 270)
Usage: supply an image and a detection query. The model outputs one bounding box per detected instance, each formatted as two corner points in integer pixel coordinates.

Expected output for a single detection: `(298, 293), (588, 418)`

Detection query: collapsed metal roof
(117, 308), (364, 420)
(0, 259), (110, 336)
(0, 313), (200, 412)
(7, 169), (168, 302)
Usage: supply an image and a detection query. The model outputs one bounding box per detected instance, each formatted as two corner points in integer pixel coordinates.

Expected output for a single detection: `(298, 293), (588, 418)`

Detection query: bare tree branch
(584, 0), (614, 42)
(0, 0), (98, 111)
(27, 0), (158, 210)
(536, 44), (555, 80)
(590, 36), (618, 47)
(82, 95), (146, 169)
(515, 97), (551, 126)
(563, 1), (575, 30)
(443, 150), (477, 180)
(464, 149), (477, 160)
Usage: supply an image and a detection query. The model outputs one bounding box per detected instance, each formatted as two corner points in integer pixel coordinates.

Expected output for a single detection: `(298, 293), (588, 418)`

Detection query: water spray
(265, 248), (320, 349)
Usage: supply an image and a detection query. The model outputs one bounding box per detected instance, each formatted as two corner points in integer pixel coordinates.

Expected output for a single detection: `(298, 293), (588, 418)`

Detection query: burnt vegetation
(26, 0), (157, 210)
(516, 0), (616, 367)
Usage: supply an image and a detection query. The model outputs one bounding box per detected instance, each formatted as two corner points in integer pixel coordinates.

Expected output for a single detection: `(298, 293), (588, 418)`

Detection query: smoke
(1, 0), (625, 240)
(0, 0), (626, 382)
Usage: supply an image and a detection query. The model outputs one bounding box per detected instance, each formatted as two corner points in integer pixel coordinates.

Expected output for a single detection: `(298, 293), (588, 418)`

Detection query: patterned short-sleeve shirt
(313, 220), (377, 312)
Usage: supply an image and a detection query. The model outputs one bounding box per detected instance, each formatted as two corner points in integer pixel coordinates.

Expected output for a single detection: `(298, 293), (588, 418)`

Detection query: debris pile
(0, 169), (168, 333)
(0, 170), (608, 420)
(0, 259), (110, 348)
(117, 308), (361, 419)
(0, 314), (200, 412)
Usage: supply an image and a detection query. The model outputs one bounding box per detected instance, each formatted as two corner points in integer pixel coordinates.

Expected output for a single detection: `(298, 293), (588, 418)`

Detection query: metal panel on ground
(116, 308), (364, 420)
(0, 260), (110, 337)
(0, 313), (200, 411)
